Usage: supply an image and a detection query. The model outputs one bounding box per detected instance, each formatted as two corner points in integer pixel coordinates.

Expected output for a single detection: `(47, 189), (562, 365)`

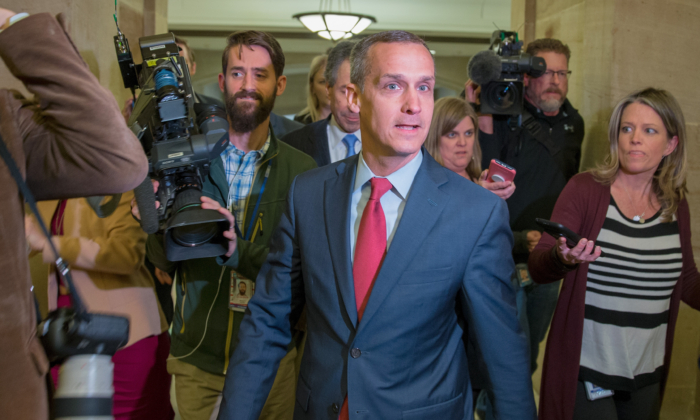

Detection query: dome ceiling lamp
(293, 0), (377, 41)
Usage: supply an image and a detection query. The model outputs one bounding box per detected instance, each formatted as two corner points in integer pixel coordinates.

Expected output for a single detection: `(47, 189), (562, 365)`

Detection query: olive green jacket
(147, 131), (316, 375)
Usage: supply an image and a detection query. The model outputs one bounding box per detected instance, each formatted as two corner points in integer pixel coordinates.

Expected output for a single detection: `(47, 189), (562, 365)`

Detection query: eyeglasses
(541, 70), (572, 80)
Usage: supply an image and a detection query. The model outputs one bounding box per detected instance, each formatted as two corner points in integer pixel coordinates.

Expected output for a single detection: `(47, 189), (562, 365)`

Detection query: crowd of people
(2, 7), (698, 420)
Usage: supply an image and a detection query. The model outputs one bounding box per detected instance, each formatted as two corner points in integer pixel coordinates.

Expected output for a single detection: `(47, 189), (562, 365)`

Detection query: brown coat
(0, 13), (148, 420)
(32, 192), (168, 348)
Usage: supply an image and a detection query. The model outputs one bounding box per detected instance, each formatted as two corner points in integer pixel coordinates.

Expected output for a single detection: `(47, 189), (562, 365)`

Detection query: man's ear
(218, 73), (225, 93)
(346, 83), (361, 113)
(276, 75), (287, 96)
(190, 62), (197, 76)
(523, 74), (530, 88)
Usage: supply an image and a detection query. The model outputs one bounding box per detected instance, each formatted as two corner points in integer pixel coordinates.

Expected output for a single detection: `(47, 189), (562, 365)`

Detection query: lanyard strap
(244, 160), (272, 241)
(0, 133), (88, 317)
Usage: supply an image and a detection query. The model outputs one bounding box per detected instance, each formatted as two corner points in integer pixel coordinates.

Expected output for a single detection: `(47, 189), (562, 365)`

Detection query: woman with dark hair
(294, 54), (330, 125)
(425, 97), (515, 199)
(529, 87), (700, 420)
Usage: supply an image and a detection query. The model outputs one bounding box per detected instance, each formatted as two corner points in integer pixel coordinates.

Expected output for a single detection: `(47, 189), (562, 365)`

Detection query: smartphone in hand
(535, 218), (606, 258)
(487, 159), (516, 183)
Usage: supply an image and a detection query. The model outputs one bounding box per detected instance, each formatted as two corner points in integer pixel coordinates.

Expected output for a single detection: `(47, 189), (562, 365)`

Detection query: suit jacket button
(332, 403), (339, 413)
(351, 348), (361, 358)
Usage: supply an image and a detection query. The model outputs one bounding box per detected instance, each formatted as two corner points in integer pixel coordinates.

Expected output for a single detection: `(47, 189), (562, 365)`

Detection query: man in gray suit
(281, 41), (360, 166)
(217, 31), (535, 419)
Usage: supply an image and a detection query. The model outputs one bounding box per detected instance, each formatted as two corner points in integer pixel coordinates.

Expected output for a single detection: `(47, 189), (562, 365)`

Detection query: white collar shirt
(349, 150), (423, 262)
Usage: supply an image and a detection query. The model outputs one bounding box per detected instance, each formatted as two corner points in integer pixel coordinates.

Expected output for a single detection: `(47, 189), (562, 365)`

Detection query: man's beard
(529, 87), (565, 113)
(224, 86), (277, 133)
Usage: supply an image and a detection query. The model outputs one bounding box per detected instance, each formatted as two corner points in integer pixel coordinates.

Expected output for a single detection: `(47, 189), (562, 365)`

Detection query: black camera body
(480, 30), (546, 116)
(115, 33), (230, 261)
(39, 308), (129, 361)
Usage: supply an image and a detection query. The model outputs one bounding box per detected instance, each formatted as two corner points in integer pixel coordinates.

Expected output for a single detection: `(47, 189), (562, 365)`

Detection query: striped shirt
(579, 197), (681, 391)
(221, 134), (270, 234)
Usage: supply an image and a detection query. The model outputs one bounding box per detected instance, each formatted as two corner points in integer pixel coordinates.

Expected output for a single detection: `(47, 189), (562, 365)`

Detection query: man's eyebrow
(379, 74), (435, 83)
(230, 66), (269, 73)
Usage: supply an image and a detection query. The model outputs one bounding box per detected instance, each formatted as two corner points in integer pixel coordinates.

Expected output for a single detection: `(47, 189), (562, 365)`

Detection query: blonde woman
(529, 88), (700, 420)
(425, 97), (514, 199)
(294, 54), (330, 124)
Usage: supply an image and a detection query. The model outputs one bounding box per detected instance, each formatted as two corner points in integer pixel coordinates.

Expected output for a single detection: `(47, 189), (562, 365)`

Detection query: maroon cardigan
(528, 172), (700, 420)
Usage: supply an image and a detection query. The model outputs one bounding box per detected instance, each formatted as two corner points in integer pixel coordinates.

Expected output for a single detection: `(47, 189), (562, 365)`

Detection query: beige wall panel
(534, 2), (585, 109)
(578, 0), (617, 171)
(665, 303), (700, 420)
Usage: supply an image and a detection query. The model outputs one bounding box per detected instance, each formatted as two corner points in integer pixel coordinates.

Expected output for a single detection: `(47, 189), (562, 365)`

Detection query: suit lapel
(313, 118), (332, 166)
(356, 154), (449, 332)
(324, 156), (360, 327)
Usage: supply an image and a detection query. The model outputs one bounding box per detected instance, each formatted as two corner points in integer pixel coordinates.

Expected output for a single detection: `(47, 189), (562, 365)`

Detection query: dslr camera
(470, 30), (546, 116)
(114, 32), (230, 261)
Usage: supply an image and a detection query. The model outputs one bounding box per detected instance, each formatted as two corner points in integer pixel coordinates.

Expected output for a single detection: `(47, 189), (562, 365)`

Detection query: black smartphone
(535, 218), (606, 258)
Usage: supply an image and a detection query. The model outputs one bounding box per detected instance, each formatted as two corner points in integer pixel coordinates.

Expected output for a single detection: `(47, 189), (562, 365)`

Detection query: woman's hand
(25, 215), (53, 258)
(200, 196), (237, 258)
(555, 236), (601, 266)
(478, 169), (515, 200)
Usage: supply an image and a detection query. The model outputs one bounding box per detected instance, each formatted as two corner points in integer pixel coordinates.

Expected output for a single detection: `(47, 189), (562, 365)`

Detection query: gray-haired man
(281, 41), (361, 167)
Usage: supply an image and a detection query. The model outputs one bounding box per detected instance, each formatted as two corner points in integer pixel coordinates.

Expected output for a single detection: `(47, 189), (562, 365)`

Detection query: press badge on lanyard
(227, 162), (271, 312)
(229, 271), (253, 312)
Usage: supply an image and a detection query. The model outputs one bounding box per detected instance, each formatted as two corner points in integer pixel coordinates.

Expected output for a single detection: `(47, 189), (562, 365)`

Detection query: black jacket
(280, 116), (332, 167)
(479, 99), (584, 262)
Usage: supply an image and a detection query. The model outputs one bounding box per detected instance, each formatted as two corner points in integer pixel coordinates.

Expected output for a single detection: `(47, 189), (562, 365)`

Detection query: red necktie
(340, 177), (393, 420)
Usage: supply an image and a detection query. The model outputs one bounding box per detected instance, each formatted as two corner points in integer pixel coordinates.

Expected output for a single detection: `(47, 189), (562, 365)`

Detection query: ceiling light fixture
(293, 0), (377, 41)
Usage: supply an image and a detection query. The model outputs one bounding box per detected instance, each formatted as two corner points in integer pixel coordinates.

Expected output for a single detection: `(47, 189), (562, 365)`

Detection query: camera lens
(170, 187), (219, 247)
(487, 82), (517, 111)
(171, 220), (218, 247)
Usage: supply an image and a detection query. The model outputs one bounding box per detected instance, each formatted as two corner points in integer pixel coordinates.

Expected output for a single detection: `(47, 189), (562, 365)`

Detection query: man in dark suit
(281, 41), (361, 167)
(218, 31), (535, 419)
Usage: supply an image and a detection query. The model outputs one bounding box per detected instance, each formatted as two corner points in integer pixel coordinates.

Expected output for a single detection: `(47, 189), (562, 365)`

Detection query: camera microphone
(134, 176), (160, 234)
(467, 50), (502, 86)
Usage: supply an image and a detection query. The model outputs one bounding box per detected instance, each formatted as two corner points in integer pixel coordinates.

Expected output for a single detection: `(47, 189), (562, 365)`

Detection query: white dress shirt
(327, 115), (362, 163)
(350, 150), (423, 262)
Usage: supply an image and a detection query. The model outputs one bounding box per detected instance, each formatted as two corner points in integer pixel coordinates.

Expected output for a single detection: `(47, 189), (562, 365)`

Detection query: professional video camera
(468, 30), (546, 116)
(114, 30), (230, 261)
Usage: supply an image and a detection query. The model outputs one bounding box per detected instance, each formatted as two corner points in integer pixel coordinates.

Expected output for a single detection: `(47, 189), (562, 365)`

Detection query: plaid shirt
(221, 134), (270, 235)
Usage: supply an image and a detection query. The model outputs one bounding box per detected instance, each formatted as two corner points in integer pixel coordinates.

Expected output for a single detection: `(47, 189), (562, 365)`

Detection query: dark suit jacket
(270, 113), (304, 139)
(280, 117), (331, 167)
(218, 151), (536, 419)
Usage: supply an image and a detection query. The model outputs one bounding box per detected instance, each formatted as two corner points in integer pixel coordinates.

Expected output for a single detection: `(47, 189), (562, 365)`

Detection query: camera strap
(520, 110), (561, 156)
(0, 133), (89, 318)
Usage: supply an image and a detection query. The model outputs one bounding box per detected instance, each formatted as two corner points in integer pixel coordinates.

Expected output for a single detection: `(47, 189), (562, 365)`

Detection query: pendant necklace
(621, 181), (649, 224)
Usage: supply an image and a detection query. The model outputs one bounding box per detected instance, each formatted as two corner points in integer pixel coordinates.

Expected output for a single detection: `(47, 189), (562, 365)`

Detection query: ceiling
(168, 0), (512, 57)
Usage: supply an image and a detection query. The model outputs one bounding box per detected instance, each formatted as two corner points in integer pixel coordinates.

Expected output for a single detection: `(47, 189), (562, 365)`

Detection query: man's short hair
(525, 38), (571, 63)
(324, 41), (355, 87)
(350, 30), (432, 92)
(222, 31), (285, 78)
(174, 36), (195, 64)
